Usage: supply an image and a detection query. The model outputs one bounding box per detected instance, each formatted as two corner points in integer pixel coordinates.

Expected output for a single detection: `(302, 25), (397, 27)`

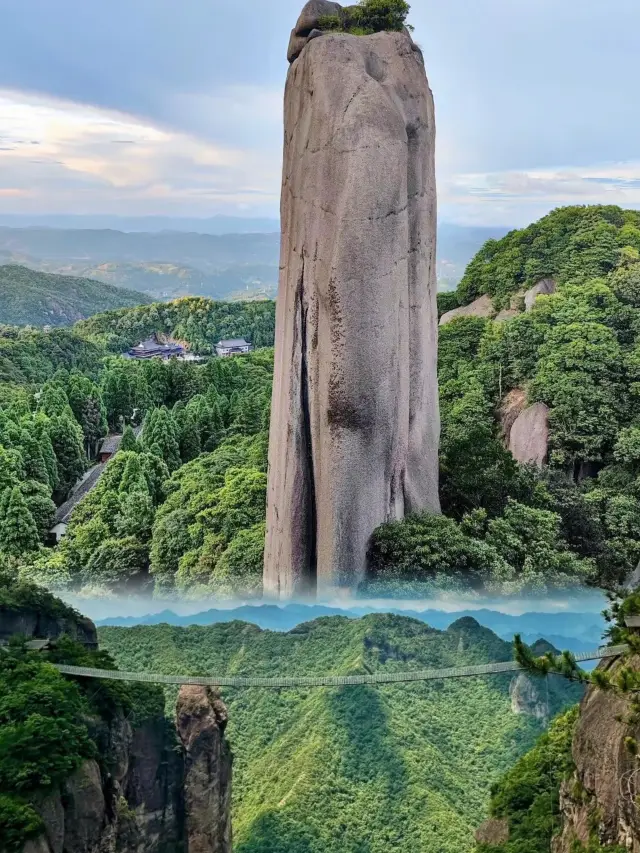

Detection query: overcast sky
(0, 0), (639, 226)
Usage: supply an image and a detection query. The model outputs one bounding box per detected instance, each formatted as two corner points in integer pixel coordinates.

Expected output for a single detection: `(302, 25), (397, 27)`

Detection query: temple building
(215, 338), (253, 357)
(127, 334), (185, 360)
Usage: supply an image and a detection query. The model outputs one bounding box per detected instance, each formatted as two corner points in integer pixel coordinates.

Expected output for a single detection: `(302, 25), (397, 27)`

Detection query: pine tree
(2, 485), (40, 556)
(118, 454), (148, 495)
(20, 430), (49, 485)
(0, 447), (19, 492)
(120, 425), (139, 453)
(179, 410), (201, 463)
(48, 414), (87, 501)
(33, 416), (59, 492)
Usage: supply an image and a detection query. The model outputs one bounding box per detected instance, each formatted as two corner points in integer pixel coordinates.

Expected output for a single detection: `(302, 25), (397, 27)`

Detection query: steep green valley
(100, 614), (582, 853)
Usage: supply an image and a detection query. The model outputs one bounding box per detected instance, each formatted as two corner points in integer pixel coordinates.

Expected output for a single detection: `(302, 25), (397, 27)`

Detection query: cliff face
(176, 687), (232, 853)
(555, 656), (640, 852)
(0, 605), (98, 648)
(265, 1), (440, 598)
(22, 689), (232, 853)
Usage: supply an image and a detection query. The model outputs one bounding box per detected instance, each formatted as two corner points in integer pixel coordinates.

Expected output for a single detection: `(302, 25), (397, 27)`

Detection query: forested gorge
(3, 206), (640, 597)
(99, 613), (581, 853)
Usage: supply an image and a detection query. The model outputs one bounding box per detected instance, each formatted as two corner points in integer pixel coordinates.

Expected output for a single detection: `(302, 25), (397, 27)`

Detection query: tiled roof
(53, 463), (106, 526)
(99, 434), (122, 455)
(217, 339), (251, 348)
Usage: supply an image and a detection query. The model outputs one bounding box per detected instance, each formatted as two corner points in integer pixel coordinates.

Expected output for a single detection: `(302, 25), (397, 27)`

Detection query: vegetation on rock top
(319, 0), (412, 35)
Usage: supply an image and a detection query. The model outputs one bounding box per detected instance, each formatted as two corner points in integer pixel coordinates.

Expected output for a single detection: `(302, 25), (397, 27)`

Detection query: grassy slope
(100, 614), (581, 853)
(0, 264), (151, 327)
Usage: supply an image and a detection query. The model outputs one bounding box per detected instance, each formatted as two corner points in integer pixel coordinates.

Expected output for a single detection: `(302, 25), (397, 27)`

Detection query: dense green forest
(100, 613), (581, 853)
(76, 296), (276, 354)
(0, 264), (151, 327)
(369, 205), (640, 594)
(0, 576), (164, 852)
(3, 205), (640, 596)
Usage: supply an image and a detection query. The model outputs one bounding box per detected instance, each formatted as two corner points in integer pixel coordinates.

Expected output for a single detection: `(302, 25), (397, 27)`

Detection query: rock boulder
(475, 818), (509, 846)
(265, 10), (440, 597)
(508, 402), (550, 467)
(525, 277), (556, 312)
(439, 294), (494, 326)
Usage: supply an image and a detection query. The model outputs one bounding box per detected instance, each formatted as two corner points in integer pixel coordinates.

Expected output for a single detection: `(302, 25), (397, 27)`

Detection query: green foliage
(369, 499), (594, 595)
(0, 264), (150, 327)
(320, 0), (412, 34)
(422, 205), (640, 591)
(76, 296), (276, 355)
(2, 486), (40, 557)
(476, 708), (579, 853)
(100, 614), (580, 853)
(458, 206), (638, 309)
(0, 581), (165, 851)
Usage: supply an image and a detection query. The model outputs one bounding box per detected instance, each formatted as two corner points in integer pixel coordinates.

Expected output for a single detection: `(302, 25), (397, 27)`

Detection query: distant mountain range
(0, 221), (509, 305)
(0, 264), (151, 327)
(96, 602), (607, 651)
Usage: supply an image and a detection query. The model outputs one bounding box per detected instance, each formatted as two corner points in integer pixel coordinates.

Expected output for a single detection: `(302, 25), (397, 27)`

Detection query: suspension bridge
(51, 644), (628, 689)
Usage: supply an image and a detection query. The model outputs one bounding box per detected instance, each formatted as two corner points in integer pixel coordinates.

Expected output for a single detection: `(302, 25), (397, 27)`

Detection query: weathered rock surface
(177, 686), (232, 853)
(265, 9), (440, 597)
(494, 291), (525, 322)
(23, 711), (185, 853)
(475, 818), (509, 846)
(525, 277), (556, 311)
(499, 388), (527, 445)
(508, 402), (550, 467)
(287, 0), (341, 63)
(439, 293), (494, 326)
(22, 690), (234, 853)
(509, 673), (549, 723)
(554, 655), (640, 852)
(0, 604), (98, 648)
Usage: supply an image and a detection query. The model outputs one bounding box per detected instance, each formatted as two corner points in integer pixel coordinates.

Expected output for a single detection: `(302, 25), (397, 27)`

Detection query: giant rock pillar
(264, 2), (440, 599)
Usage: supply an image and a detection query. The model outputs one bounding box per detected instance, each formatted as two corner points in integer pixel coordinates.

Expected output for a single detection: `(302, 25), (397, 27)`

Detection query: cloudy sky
(0, 0), (639, 226)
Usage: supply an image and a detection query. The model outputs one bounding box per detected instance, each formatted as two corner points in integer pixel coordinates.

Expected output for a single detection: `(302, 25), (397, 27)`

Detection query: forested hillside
(0, 575), (165, 853)
(0, 265), (151, 327)
(475, 707), (579, 853)
(3, 205), (640, 598)
(76, 296), (276, 354)
(369, 205), (640, 595)
(100, 613), (581, 853)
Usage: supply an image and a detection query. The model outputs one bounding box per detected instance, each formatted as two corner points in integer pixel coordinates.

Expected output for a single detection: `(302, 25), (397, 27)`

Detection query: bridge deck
(51, 644), (627, 689)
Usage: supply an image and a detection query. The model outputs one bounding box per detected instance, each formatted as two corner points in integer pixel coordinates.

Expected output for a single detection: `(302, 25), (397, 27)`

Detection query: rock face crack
(264, 9), (441, 598)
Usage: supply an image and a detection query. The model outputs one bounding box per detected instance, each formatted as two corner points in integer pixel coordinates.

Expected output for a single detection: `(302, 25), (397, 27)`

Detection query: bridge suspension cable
(51, 644), (628, 690)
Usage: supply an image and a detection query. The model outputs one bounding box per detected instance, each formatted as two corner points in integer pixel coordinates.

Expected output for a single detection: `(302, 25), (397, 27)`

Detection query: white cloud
(439, 161), (640, 226)
(0, 89), (281, 215)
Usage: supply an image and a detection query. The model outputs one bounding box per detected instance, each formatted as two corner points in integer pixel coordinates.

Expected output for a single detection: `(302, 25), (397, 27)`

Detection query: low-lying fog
(64, 588), (610, 654)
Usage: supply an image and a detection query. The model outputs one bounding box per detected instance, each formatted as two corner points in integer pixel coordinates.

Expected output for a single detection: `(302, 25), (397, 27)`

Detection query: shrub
(320, 0), (412, 35)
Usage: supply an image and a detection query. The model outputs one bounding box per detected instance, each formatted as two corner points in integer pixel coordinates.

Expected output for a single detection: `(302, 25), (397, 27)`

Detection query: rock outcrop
(499, 388), (528, 445)
(554, 655), (640, 852)
(0, 604), (98, 648)
(525, 277), (556, 311)
(23, 709), (184, 853)
(439, 293), (495, 326)
(22, 690), (233, 853)
(265, 3), (440, 597)
(508, 402), (550, 467)
(177, 687), (232, 853)
(509, 673), (550, 723)
(475, 818), (509, 846)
